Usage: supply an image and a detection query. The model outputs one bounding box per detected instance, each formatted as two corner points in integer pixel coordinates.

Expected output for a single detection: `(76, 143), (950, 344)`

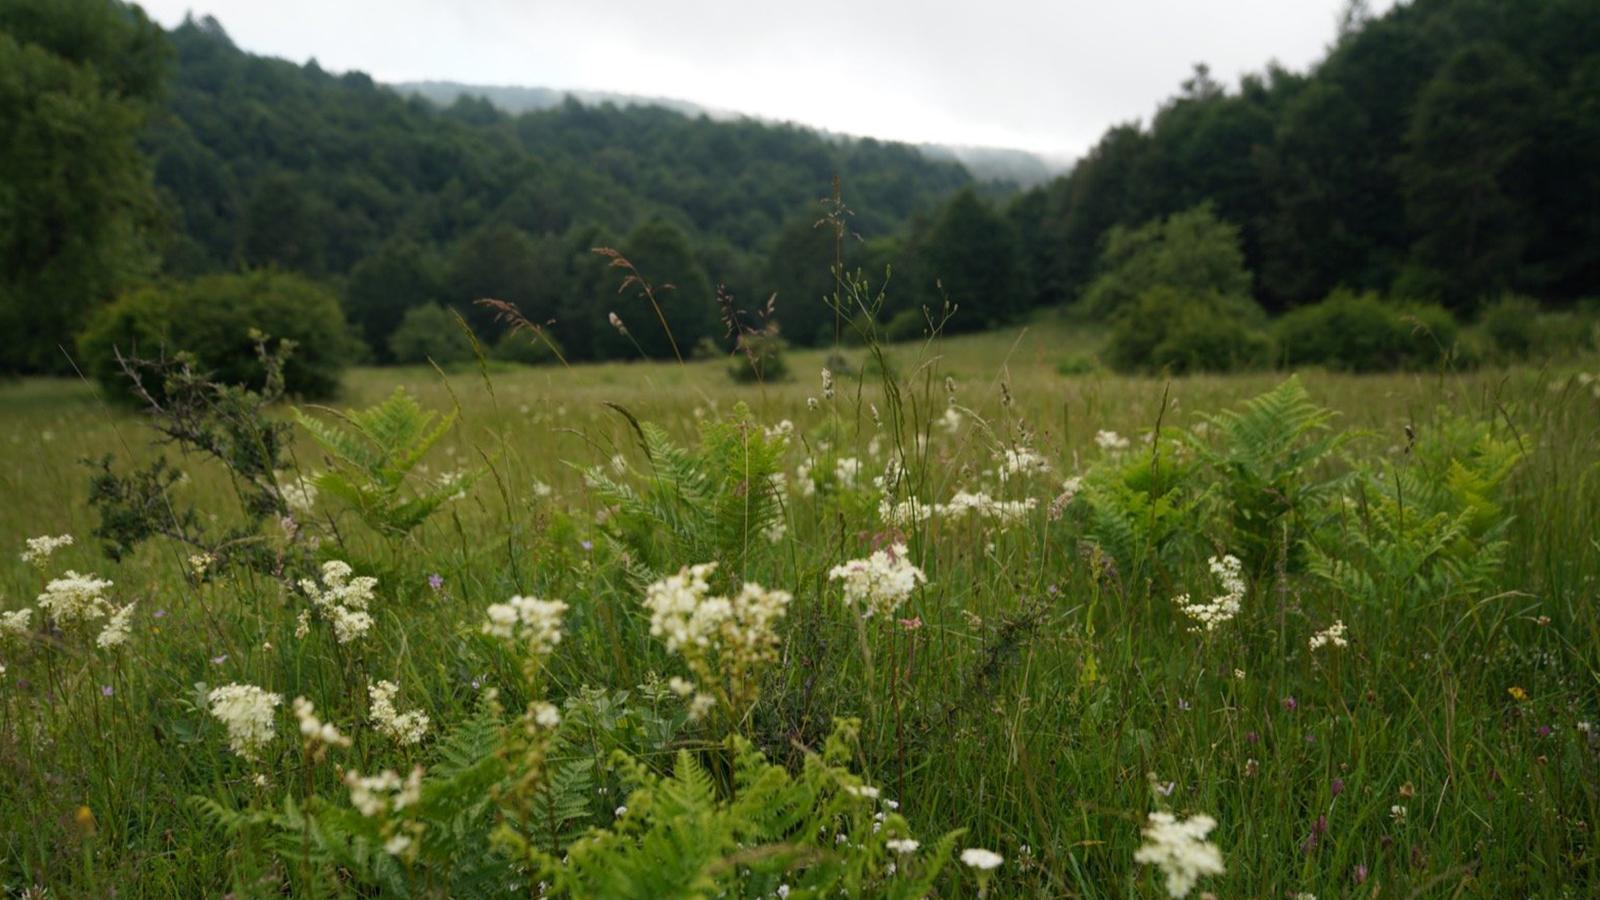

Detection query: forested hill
(141, 15), (974, 355)
(1008, 0), (1600, 313)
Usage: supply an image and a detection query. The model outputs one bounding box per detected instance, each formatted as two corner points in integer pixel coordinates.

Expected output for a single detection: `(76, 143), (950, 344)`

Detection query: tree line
(3, 0), (1597, 378)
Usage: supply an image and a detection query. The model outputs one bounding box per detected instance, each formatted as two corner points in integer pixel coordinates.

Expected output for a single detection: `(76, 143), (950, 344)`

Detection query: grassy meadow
(2, 317), (1599, 897)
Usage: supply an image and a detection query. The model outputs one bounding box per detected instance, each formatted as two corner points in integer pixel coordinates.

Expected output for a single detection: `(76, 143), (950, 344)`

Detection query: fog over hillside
(393, 79), (1070, 186)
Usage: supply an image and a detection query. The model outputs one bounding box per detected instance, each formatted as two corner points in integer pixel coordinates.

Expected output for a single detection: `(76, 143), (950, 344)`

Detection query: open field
(2, 322), (1599, 897)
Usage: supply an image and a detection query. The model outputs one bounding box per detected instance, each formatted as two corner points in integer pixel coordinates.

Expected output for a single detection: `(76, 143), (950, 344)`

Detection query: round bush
(388, 304), (476, 366)
(727, 327), (789, 383)
(78, 271), (356, 400)
(1105, 286), (1272, 374)
(1276, 290), (1460, 372)
(1478, 295), (1542, 359)
(884, 308), (927, 343)
(494, 328), (565, 366)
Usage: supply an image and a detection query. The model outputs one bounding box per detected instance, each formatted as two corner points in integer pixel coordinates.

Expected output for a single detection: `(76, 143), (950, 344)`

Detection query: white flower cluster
(879, 490), (1037, 529)
(1095, 430), (1131, 452)
(960, 847), (1004, 870)
(344, 766), (422, 818)
(828, 543), (927, 618)
(1133, 811), (1225, 898)
(299, 561), (377, 644)
(996, 447), (1050, 483)
(1, 608), (34, 640)
(1309, 620), (1348, 651)
(939, 406), (963, 434)
(369, 680), (431, 746)
(644, 563), (793, 718)
(1173, 555), (1246, 633)
(293, 696), (350, 752)
(21, 534), (73, 567)
(207, 683), (283, 760)
(481, 595), (568, 657)
(37, 571), (114, 625)
(277, 474), (318, 514)
(95, 602), (137, 649)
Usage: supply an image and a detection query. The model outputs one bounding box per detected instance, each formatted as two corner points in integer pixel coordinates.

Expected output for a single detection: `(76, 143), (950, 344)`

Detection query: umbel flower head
(95, 602), (137, 649)
(482, 595), (568, 657)
(21, 534), (73, 568)
(1133, 811), (1226, 898)
(1173, 554), (1246, 633)
(641, 562), (793, 718)
(299, 560), (377, 644)
(828, 543), (927, 618)
(207, 683), (283, 761)
(36, 571), (113, 625)
(369, 680), (431, 746)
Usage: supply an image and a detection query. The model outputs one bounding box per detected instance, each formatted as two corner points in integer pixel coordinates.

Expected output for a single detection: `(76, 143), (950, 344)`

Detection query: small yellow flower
(1507, 686), (1528, 702)
(74, 805), (97, 837)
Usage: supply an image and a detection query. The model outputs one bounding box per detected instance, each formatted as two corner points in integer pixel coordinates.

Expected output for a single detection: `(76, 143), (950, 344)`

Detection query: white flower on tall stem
(1133, 811), (1225, 898)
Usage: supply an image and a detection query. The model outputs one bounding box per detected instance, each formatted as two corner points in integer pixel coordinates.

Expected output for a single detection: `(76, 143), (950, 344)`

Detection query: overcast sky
(137, 0), (1399, 159)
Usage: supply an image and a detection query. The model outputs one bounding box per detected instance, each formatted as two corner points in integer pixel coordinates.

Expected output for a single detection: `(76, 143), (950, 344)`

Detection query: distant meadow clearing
(2, 321), (1599, 897)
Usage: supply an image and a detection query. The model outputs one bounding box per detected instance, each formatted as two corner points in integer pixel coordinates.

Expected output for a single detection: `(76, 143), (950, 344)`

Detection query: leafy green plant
(295, 387), (477, 538)
(585, 402), (786, 580)
(1275, 289), (1461, 372)
(1306, 414), (1525, 608)
(1072, 437), (1204, 591)
(1183, 377), (1351, 576)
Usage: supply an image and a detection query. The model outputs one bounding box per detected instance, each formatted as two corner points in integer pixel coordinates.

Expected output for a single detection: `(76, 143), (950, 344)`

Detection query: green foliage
(1071, 438), (1204, 590)
(1479, 294), (1542, 359)
(294, 387), (475, 539)
(83, 338), (311, 575)
(0, 0), (168, 374)
(726, 326), (789, 383)
(1080, 205), (1253, 318)
(883, 308), (927, 343)
(907, 187), (1024, 332)
(386, 304), (476, 366)
(494, 327), (565, 366)
(1183, 377), (1350, 575)
(1306, 414), (1525, 608)
(551, 723), (958, 898)
(1275, 289), (1460, 372)
(343, 239), (445, 361)
(77, 270), (356, 400)
(585, 403), (786, 580)
(1105, 286), (1272, 374)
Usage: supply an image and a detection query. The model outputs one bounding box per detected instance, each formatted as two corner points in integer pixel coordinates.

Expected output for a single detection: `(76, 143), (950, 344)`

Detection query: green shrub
(1276, 290), (1459, 372)
(78, 270), (356, 400)
(388, 304), (475, 366)
(495, 328), (565, 366)
(884, 308), (927, 343)
(727, 326), (789, 383)
(1055, 353), (1099, 376)
(1479, 295), (1540, 358)
(1105, 286), (1272, 374)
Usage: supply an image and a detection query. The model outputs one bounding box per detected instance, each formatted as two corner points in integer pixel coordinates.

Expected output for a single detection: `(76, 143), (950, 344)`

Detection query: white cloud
(138, 0), (1397, 156)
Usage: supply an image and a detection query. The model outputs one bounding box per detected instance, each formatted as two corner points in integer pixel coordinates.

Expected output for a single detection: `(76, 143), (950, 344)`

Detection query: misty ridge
(392, 80), (1070, 187)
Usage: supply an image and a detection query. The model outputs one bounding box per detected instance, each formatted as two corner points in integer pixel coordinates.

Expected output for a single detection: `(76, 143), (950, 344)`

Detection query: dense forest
(3, 0), (1598, 377)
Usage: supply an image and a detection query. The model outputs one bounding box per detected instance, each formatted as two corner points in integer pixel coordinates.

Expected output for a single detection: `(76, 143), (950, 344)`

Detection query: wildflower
(292, 696), (350, 754)
(939, 406), (963, 434)
(100, 684), (113, 697)
(1133, 811), (1225, 898)
(427, 573), (444, 592)
(1172, 555), (1245, 632)
(834, 457), (862, 488)
(481, 595), (568, 657)
(608, 311), (627, 334)
(21, 534), (72, 568)
(532, 701), (561, 729)
(95, 602), (137, 649)
(828, 543), (927, 618)
(821, 367), (835, 400)
(1309, 620), (1348, 651)
(299, 561), (377, 644)
(961, 848), (1004, 870)
(36, 571), (113, 625)
(846, 784), (881, 800)
(276, 475), (317, 514)
(207, 683), (283, 761)
(1507, 686), (1528, 702)
(887, 838), (920, 854)
(687, 692), (716, 721)
(1389, 804), (1406, 822)
(996, 446), (1050, 482)
(0, 608), (32, 639)
(369, 680), (431, 746)
(806, 397), (819, 411)
(1094, 430), (1130, 452)
(189, 553), (215, 576)
(345, 766), (423, 817)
